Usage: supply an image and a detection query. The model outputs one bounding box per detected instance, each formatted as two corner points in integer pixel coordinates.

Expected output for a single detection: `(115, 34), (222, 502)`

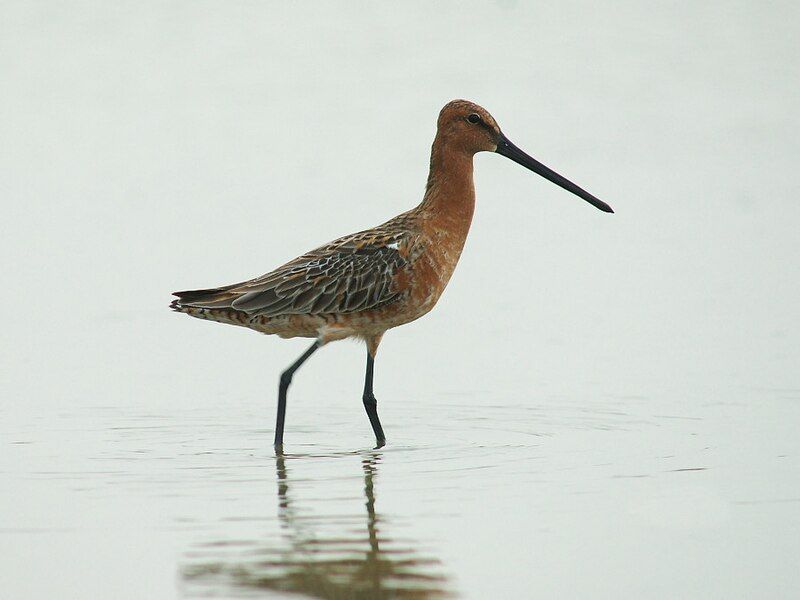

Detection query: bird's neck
(418, 136), (476, 235)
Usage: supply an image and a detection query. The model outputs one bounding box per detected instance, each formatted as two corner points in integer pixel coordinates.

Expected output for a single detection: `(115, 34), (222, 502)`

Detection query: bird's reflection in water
(183, 452), (452, 599)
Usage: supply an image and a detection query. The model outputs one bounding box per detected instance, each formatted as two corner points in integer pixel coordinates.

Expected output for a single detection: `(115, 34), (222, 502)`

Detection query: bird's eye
(467, 113), (481, 124)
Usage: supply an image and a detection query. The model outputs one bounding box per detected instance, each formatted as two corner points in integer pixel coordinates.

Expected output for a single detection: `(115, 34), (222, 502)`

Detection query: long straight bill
(495, 133), (614, 213)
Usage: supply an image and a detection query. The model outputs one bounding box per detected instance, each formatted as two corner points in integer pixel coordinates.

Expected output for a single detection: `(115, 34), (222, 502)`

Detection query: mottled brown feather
(173, 217), (418, 320)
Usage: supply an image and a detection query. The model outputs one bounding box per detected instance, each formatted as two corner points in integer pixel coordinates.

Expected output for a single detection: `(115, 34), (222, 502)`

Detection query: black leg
(362, 350), (386, 449)
(275, 341), (319, 450)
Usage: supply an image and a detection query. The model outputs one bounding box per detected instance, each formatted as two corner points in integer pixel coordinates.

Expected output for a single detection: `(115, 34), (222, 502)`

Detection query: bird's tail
(170, 283), (261, 330)
(170, 283), (241, 312)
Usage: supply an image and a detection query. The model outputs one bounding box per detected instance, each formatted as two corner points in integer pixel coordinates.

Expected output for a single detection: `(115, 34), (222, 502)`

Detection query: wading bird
(171, 100), (613, 450)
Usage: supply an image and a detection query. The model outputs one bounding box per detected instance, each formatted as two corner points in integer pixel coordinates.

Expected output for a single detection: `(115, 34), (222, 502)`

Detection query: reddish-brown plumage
(172, 100), (500, 357)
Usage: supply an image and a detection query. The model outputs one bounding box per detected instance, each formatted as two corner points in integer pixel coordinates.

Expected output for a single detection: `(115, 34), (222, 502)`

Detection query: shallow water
(2, 1), (800, 598)
(5, 385), (800, 598)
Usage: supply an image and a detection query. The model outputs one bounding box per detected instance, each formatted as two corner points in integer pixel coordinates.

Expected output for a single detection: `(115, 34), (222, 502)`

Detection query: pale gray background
(1, 2), (798, 599)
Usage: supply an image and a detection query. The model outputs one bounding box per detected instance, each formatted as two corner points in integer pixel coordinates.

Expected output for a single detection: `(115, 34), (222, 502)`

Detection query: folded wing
(172, 233), (410, 317)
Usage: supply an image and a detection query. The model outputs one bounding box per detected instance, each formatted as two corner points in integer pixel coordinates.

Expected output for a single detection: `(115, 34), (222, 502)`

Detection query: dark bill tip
(496, 133), (614, 213)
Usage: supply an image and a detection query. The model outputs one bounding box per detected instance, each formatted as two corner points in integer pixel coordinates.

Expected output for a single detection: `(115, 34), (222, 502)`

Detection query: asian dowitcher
(171, 99), (613, 450)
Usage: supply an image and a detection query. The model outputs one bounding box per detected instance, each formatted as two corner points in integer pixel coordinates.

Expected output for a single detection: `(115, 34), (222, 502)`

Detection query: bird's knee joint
(362, 393), (377, 407)
(280, 371), (293, 387)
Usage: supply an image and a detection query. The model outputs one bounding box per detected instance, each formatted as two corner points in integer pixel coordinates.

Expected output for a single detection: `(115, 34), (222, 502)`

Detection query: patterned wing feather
(230, 240), (407, 316)
(171, 227), (413, 318)
(172, 207), (421, 319)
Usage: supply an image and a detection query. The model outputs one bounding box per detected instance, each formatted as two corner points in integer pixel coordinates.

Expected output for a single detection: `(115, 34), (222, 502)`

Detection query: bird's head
(435, 99), (613, 213)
